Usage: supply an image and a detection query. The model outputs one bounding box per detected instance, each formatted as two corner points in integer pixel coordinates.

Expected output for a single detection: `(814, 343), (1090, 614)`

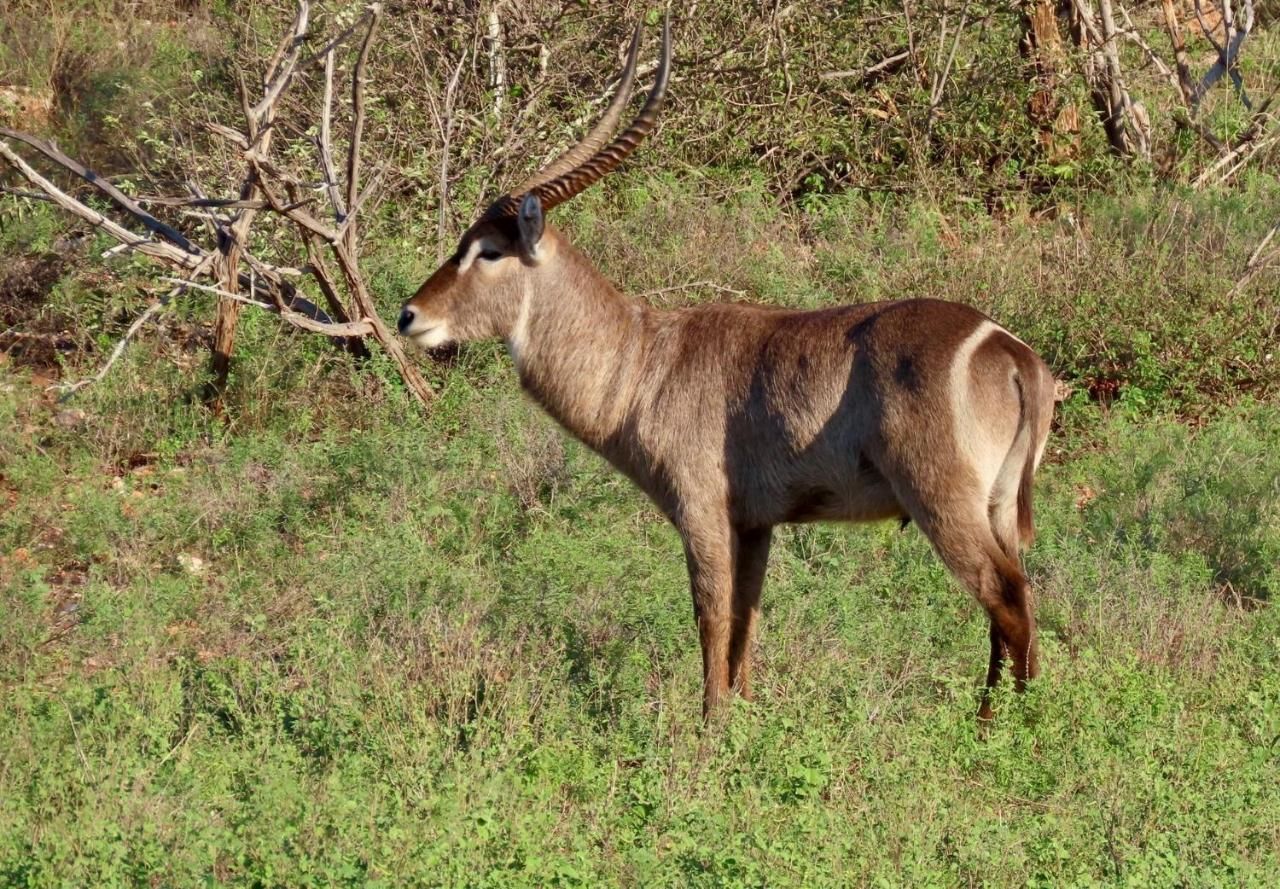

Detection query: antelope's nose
(397, 305), (417, 335)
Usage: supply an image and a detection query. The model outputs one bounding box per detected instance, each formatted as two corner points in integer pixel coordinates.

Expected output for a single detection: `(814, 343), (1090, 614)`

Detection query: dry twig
(0, 0), (433, 407)
(1227, 219), (1280, 299)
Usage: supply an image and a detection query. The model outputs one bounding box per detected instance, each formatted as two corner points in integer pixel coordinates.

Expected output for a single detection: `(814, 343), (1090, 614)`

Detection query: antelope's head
(397, 18), (671, 351)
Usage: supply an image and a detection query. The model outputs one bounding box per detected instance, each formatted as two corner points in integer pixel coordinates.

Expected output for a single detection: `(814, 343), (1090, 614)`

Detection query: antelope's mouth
(409, 325), (453, 351)
(397, 306), (453, 351)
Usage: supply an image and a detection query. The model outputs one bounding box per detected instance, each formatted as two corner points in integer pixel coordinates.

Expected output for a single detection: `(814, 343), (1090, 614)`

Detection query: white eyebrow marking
(457, 238), (486, 273)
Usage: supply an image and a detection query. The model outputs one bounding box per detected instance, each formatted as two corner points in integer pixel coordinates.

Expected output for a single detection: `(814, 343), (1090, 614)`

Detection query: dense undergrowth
(3, 1), (1280, 886)
(1, 375), (1279, 885)
(3, 172), (1280, 885)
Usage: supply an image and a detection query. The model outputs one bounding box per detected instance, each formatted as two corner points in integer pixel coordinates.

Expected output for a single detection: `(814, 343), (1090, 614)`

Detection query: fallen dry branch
(1227, 218), (1280, 299)
(54, 296), (170, 398)
(0, 139), (204, 272)
(819, 49), (910, 83)
(54, 255), (215, 397)
(161, 278), (375, 338)
(0, 126), (198, 253)
(0, 0), (433, 409)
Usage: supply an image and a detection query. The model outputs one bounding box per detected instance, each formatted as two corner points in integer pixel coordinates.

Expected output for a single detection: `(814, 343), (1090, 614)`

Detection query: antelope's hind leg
(903, 496), (1039, 713)
(979, 620), (1009, 721)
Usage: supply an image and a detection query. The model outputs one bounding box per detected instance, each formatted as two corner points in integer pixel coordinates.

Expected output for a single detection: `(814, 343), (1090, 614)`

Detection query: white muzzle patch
(409, 321), (452, 350)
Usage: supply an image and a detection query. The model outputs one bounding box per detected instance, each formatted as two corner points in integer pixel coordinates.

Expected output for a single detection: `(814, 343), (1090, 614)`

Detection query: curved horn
(514, 25), (643, 194)
(531, 15), (671, 212)
(483, 15), (671, 221)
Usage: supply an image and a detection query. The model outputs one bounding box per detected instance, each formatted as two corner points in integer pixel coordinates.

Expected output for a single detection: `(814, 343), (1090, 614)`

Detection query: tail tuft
(1014, 368), (1046, 549)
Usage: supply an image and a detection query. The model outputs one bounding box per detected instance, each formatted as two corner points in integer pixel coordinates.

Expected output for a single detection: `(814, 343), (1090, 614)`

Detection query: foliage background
(2, 1), (1279, 885)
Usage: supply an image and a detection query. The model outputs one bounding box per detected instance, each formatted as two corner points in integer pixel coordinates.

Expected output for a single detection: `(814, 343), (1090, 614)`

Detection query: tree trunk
(1067, 0), (1149, 159)
(1021, 1), (1080, 162)
(207, 272), (242, 409)
(204, 140), (273, 409)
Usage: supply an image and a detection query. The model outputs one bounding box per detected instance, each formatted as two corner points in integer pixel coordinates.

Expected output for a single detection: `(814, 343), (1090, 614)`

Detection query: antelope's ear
(517, 193), (544, 259)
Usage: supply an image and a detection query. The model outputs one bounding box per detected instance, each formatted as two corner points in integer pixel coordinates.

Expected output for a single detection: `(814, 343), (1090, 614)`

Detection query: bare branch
(1227, 218), (1280, 299)
(485, 5), (507, 119)
(318, 48), (347, 226)
(1100, 0), (1149, 158)
(1194, 129), (1278, 188)
(0, 126), (199, 254)
(1117, 3), (1223, 151)
(0, 139), (204, 271)
(903, 0), (919, 84)
(819, 49), (910, 83)
(1246, 221), (1280, 269)
(926, 0), (972, 134)
(435, 50), (468, 260)
(1070, 0), (1148, 158)
(252, 1), (311, 121)
(53, 254), (216, 398)
(344, 2), (383, 256)
(52, 300), (169, 398)
(771, 0), (794, 104)
(254, 158), (433, 405)
(638, 280), (747, 300)
(203, 121), (249, 151)
(3, 0), (429, 408)
(1193, 0), (1254, 109)
(297, 8), (377, 73)
(253, 163), (340, 243)
(336, 164), (385, 242)
(1160, 0), (1195, 107)
(0, 185), (54, 201)
(1194, 0), (1225, 56)
(160, 278), (375, 337)
(301, 236), (362, 334)
(235, 68), (257, 143)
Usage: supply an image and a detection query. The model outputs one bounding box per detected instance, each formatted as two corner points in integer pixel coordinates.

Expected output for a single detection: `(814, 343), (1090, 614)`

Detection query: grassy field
(2, 172), (1280, 886)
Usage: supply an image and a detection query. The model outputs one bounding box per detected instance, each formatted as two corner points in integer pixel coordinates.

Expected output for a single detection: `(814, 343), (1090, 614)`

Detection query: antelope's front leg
(729, 525), (773, 700)
(681, 520), (734, 718)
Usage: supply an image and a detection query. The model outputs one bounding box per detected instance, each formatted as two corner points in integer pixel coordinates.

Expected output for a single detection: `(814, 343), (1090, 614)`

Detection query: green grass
(2, 326), (1279, 885)
(4, 1), (1280, 878)
(3, 156), (1280, 887)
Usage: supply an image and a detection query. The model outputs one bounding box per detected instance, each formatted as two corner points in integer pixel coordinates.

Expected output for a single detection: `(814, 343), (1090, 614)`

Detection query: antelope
(398, 19), (1057, 719)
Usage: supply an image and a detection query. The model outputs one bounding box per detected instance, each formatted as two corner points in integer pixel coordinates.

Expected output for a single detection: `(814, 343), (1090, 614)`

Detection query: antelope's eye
(478, 249), (504, 261)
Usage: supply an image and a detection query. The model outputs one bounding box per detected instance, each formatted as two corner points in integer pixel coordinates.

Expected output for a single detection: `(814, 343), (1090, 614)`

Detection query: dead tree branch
(1070, 0), (1149, 159)
(818, 49), (910, 83)
(485, 5), (508, 119)
(54, 255), (215, 397)
(429, 50), (469, 261)
(344, 2), (382, 257)
(1229, 218), (1280, 298)
(926, 1), (972, 136)
(1193, 0), (1254, 110)
(0, 127), (199, 254)
(0, 139), (204, 271)
(1119, 3), (1223, 152)
(319, 48), (349, 227)
(161, 278), (375, 337)
(1160, 0), (1195, 106)
(0, 0), (433, 408)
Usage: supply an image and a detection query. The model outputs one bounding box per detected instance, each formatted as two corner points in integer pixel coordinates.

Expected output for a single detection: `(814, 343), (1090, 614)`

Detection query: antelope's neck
(507, 243), (650, 450)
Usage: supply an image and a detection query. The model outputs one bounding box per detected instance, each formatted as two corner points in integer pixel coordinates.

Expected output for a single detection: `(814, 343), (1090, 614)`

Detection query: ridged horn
(514, 25), (643, 194)
(484, 15), (672, 220)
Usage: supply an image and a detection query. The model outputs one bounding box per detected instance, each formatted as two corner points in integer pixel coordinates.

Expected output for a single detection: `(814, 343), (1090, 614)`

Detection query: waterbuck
(398, 19), (1057, 719)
